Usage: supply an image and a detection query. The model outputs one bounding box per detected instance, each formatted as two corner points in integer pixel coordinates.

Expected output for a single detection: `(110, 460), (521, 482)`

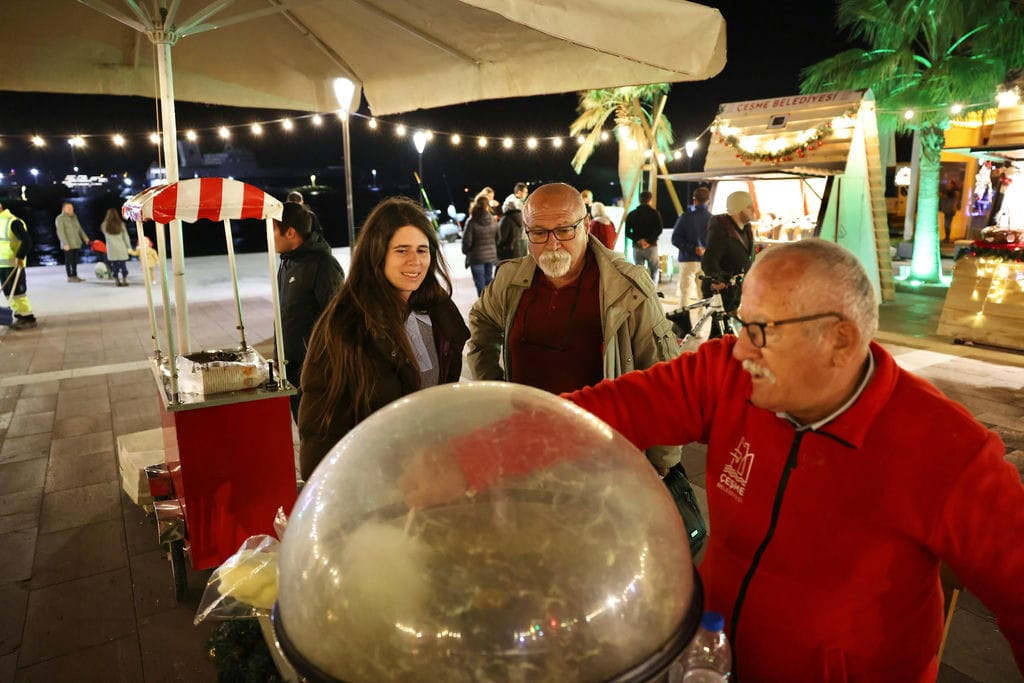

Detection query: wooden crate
(937, 256), (1024, 351)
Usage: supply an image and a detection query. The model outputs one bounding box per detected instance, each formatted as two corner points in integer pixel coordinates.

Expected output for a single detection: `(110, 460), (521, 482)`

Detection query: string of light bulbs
(1, 108), (709, 162)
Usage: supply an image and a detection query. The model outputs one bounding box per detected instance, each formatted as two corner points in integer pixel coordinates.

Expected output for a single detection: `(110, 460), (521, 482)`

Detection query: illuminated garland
(713, 120), (834, 165)
(967, 242), (1024, 262)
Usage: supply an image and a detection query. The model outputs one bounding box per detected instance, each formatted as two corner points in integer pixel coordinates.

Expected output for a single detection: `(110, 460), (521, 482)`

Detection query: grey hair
(751, 239), (879, 346)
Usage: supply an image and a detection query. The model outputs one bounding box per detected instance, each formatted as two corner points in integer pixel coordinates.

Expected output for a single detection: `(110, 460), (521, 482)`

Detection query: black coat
(496, 209), (526, 260)
(297, 297), (470, 479)
(700, 214), (754, 308)
(278, 233), (345, 387)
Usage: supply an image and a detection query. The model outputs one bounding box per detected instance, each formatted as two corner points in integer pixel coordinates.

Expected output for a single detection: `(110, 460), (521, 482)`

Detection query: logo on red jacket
(718, 436), (755, 502)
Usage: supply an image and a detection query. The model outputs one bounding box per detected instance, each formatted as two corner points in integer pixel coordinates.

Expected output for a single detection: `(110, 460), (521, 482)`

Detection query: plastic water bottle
(679, 611), (732, 681)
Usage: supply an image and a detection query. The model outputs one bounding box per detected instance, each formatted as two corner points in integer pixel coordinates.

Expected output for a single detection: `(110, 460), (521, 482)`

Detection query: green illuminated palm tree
(801, 0), (1024, 283)
(569, 84), (674, 211)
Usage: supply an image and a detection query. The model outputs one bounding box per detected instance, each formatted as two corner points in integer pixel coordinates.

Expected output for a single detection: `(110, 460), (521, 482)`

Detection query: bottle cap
(701, 611), (725, 632)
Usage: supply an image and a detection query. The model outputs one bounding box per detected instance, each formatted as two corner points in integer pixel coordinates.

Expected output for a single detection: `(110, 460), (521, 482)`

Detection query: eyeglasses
(728, 311), (845, 349)
(525, 216), (586, 244)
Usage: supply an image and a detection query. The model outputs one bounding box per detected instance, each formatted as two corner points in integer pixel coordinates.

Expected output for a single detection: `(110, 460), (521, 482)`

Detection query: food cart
(122, 178), (298, 598)
(662, 89), (895, 302)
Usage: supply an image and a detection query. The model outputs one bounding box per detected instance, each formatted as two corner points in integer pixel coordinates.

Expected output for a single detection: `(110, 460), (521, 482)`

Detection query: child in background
(101, 208), (132, 286)
(129, 237), (159, 285)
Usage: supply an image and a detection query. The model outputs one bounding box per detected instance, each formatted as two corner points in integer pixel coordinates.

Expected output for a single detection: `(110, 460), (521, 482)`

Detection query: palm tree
(801, 0), (1024, 283)
(569, 84), (675, 212)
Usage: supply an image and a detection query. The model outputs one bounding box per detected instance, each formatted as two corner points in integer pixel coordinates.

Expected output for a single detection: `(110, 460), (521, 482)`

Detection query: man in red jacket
(402, 239), (1024, 682)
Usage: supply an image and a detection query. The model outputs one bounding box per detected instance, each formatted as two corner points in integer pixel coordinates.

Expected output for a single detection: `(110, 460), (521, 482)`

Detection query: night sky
(0, 1), (852, 225)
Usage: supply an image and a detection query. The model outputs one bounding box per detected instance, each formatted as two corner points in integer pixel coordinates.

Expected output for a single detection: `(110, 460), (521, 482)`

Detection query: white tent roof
(3, 0), (726, 116)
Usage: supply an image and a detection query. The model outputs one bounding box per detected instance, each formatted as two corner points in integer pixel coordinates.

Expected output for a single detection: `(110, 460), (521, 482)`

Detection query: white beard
(536, 250), (572, 278)
(742, 359), (777, 383)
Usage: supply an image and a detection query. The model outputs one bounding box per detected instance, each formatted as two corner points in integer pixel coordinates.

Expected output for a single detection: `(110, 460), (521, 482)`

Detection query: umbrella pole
(155, 222), (179, 402)
(223, 218), (248, 350)
(136, 221), (162, 360)
(154, 37), (191, 354)
(265, 217), (287, 388)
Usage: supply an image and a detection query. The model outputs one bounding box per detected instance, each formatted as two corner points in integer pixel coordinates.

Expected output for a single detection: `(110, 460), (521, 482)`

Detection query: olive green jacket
(467, 235), (681, 467)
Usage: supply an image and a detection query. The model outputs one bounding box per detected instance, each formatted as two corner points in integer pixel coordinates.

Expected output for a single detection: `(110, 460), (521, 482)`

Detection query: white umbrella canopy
(3, 0), (725, 116)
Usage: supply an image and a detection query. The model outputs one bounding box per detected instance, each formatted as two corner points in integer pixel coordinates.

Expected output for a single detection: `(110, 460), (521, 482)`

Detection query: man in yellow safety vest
(0, 200), (38, 329)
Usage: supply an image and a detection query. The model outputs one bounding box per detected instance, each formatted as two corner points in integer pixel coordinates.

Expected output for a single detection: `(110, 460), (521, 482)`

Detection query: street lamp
(333, 77), (358, 248)
(413, 130), (428, 184)
(371, 169), (377, 190)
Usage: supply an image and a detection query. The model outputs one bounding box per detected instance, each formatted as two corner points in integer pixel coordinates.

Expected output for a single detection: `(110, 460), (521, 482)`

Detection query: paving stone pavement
(0, 246), (1021, 682)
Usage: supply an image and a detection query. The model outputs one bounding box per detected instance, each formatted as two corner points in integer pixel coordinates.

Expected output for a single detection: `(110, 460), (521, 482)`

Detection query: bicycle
(666, 273), (744, 346)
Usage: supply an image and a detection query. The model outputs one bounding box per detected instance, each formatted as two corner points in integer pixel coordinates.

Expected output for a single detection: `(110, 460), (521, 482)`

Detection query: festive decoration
(711, 112), (857, 165)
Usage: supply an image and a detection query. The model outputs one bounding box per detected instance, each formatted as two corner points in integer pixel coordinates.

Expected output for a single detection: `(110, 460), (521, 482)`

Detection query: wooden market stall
(937, 104), (1024, 351)
(663, 89), (895, 302)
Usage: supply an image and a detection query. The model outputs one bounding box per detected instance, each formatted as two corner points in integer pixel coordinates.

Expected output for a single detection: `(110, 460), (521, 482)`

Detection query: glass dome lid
(275, 381), (699, 682)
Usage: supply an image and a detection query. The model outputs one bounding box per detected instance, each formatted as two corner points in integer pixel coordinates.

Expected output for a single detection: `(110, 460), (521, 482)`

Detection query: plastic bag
(194, 534), (280, 625)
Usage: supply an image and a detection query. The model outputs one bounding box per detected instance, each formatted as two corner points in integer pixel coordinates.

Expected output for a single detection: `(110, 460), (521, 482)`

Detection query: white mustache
(742, 359), (777, 383)
(536, 250), (572, 278)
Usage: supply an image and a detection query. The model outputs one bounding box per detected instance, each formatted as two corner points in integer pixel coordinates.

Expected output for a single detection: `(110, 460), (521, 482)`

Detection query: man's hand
(695, 246), (705, 257)
(399, 449), (469, 509)
(62, 245), (69, 251)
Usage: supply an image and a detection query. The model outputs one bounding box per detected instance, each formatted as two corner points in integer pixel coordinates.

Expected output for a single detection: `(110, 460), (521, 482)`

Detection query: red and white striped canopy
(122, 178), (283, 224)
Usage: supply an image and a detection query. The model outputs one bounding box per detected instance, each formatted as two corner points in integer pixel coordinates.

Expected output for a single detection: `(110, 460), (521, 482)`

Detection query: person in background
(466, 182), (679, 470)
(274, 201), (345, 420)
(588, 201), (618, 250)
(55, 201), (90, 283)
(940, 178), (961, 242)
(624, 191), (663, 282)
(581, 189), (595, 221)
(404, 239), (1024, 682)
(298, 196), (468, 479)
(287, 189), (324, 235)
(462, 194), (499, 295)
(671, 186), (712, 316)
(101, 208), (132, 286)
(496, 182), (528, 261)
(471, 186), (499, 219)
(701, 190), (756, 317)
(0, 200), (38, 329)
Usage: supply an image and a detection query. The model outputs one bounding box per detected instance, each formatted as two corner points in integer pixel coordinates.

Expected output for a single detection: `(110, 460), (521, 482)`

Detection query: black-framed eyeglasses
(728, 311), (845, 349)
(525, 216), (586, 244)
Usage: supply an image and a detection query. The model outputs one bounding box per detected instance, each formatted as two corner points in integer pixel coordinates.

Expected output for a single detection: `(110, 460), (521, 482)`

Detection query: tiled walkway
(1, 249), (1022, 682)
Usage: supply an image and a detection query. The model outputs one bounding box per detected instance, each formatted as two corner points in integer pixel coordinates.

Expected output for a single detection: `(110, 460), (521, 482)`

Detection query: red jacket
(455, 338), (1024, 681)
(564, 338), (1024, 682)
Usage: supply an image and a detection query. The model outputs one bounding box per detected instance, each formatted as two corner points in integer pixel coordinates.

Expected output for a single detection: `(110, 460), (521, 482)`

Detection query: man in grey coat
(55, 202), (90, 282)
(467, 183), (681, 470)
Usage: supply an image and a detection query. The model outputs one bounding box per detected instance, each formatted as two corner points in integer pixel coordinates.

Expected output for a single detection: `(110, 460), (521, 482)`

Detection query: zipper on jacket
(729, 430), (805, 678)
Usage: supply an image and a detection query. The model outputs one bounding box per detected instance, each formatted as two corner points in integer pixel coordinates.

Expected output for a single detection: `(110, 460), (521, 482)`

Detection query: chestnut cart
(122, 178), (297, 598)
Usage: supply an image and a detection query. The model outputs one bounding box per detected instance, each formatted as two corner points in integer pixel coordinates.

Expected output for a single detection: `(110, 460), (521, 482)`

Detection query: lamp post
(333, 77), (357, 248)
(413, 131), (428, 203)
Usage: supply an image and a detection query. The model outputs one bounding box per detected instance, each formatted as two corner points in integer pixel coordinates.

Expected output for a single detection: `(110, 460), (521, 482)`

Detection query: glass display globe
(275, 381), (700, 682)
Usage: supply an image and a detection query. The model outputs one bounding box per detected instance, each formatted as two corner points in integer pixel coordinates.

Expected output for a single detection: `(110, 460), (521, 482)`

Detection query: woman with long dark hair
(297, 196), (470, 479)
(101, 208), (132, 286)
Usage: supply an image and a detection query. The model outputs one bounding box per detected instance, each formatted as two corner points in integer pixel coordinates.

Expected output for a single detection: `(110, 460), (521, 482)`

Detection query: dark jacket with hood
(278, 232), (345, 388)
(298, 297), (470, 479)
(496, 206), (526, 260)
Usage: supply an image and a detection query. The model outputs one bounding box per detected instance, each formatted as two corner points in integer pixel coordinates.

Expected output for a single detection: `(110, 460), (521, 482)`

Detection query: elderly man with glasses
(408, 237), (1024, 680)
(466, 182), (681, 470)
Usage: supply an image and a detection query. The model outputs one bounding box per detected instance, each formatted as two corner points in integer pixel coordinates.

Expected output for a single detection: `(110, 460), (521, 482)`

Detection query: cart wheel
(169, 539), (188, 601)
